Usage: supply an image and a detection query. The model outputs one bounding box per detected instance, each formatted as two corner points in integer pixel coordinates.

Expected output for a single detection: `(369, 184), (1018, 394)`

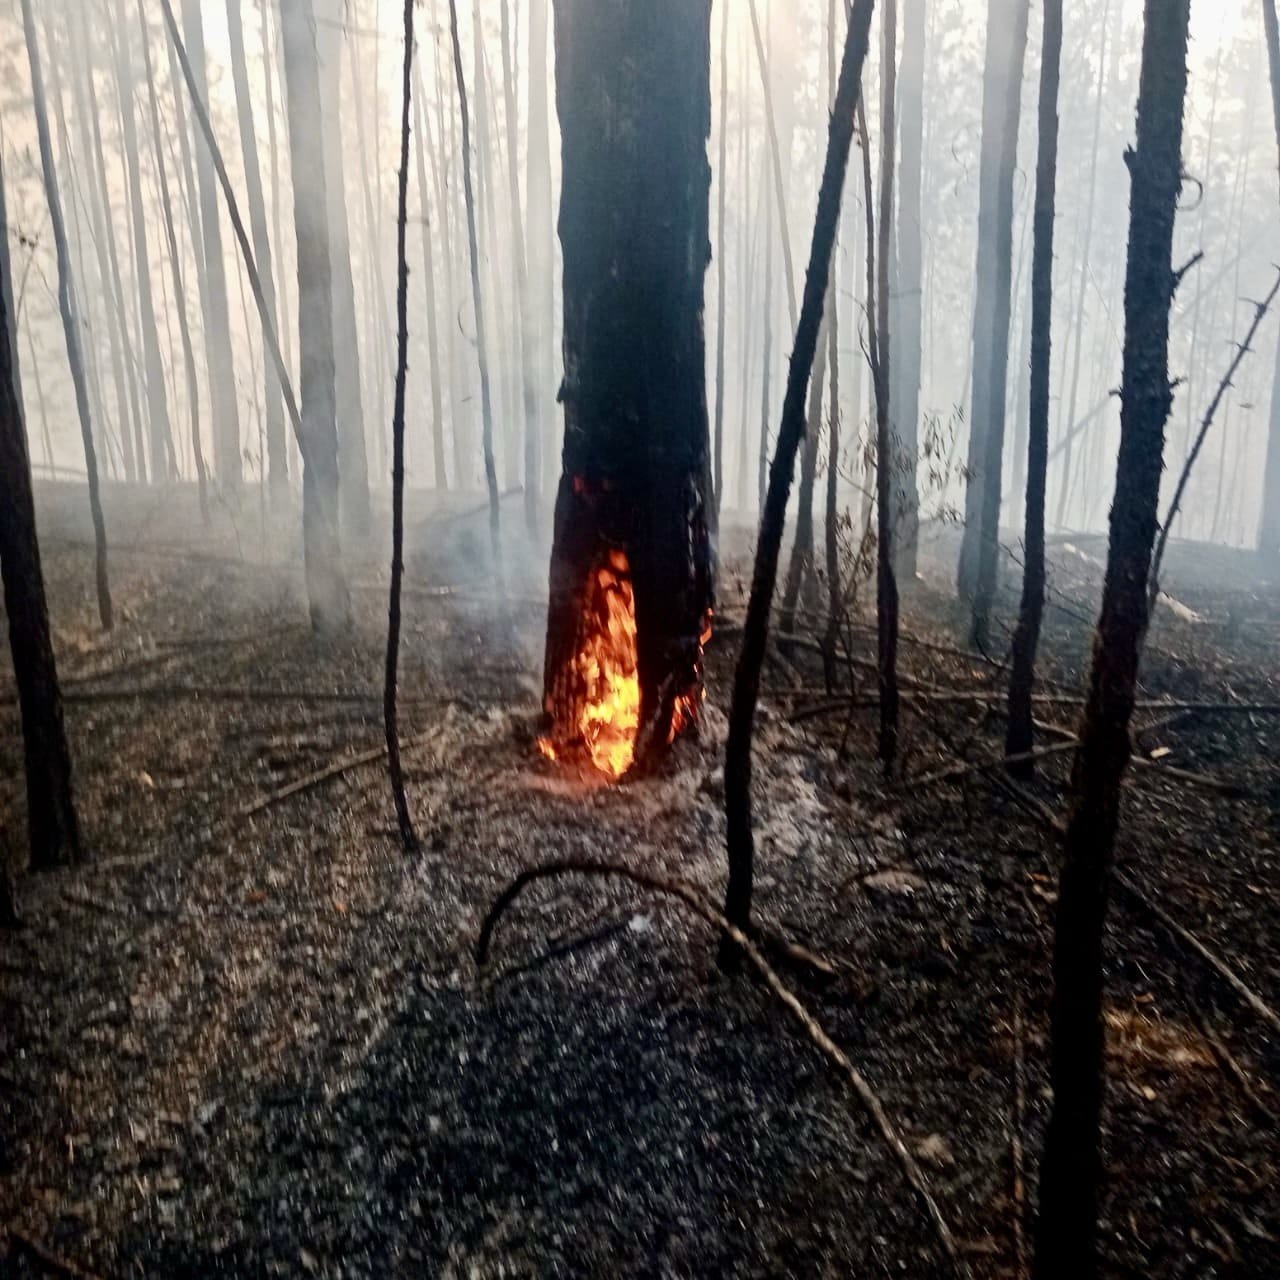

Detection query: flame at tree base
(538, 551), (710, 781)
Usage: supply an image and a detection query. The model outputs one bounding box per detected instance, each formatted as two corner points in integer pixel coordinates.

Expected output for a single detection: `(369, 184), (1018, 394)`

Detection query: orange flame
(576, 551), (641, 779)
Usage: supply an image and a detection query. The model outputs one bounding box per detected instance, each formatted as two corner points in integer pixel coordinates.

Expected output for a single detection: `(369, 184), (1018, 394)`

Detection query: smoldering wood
(541, 0), (715, 762)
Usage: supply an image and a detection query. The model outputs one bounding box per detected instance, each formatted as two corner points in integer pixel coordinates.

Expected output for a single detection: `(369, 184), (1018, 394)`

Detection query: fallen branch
(1189, 1004), (1277, 1127)
(910, 738), (1078, 788)
(240, 729), (436, 818)
(1113, 869), (1280, 1036)
(476, 858), (969, 1276)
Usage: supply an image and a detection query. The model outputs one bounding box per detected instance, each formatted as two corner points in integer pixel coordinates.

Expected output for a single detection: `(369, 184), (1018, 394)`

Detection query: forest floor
(0, 482), (1277, 1279)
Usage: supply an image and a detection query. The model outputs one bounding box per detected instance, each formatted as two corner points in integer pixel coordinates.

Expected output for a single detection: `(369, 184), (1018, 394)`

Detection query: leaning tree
(539, 0), (715, 778)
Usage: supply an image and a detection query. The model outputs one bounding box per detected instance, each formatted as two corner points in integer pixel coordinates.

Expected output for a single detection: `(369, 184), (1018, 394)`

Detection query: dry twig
(476, 858), (969, 1276)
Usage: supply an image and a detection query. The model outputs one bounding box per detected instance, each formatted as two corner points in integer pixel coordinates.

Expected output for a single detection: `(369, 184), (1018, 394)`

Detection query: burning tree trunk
(1032, 0), (1191, 1271)
(541, 0), (716, 778)
(20, 0), (112, 631)
(724, 0), (877, 943)
(1005, 0), (1062, 775)
(0, 178), (82, 872)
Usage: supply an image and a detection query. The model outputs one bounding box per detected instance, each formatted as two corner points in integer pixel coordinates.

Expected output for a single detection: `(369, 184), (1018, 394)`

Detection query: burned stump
(541, 0), (715, 777)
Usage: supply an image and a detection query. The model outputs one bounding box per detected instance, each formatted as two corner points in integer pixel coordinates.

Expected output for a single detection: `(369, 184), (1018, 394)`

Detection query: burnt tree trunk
(1032, 0), (1191, 1272)
(1006, 0), (1062, 775)
(724, 0), (876, 945)
(0, 187), (82, 871)
(542, 0), (716, 769)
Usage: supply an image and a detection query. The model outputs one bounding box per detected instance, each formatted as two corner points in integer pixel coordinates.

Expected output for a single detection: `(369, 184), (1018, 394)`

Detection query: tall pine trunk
(895, 0), (925, 577)
(279, 0), (351, 633)
(1006, 0), (1062, 775)
(1032, 0), (1191, 1271)
(181, 0), (242, 491)
(1256, 0), (1280, 553)
(138, 0), (207, 518)
(412, 61), (448, 490)
(20, 0), (111, 631)
(956, 0), (1029, 648)
(0, 160), (82, 872)
(541, 0), (715, 768)
(314, 0), (370, 536)
(110, 0), (174, 482)
(226, 0), (287, 500)
(712, 0), (729, 518)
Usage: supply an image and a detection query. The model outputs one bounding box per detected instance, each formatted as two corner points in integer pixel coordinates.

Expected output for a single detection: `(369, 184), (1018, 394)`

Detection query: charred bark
(1032, 0), (1191, 1272)
(386, 0), (417, 853)
(724, 0), (876, 946)
(20, 0), (112, 632)
(542, 0), (716, 769)
(712, 0), (729, 520)
(1006, 0), (1062, 776)
(0, 177), (82, 872)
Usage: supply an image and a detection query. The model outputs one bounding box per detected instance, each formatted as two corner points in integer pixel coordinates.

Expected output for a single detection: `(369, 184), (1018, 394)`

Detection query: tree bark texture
(542, 0), (716, 766)
(1032, 1), (1191, 1272)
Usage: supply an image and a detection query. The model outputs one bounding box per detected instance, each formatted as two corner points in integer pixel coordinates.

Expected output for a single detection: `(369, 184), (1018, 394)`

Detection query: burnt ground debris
(0, 483), (1276, 1278)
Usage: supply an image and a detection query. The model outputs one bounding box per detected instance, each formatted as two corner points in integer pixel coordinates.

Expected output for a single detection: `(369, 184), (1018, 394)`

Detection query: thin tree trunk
(61, 5), (139, 487)
(277, 0), (351, 632)
(180, 0), (242, 491)
(822, 0), (843, 686)
(746, 0), (798, 330)
(959, 0), (1029, 646)
(448, 0), (502, 577)
(0, 158), (82, 871)
(499, 0), (540, 534)
(226, 0), (287, 500)
(759, 177), (775, 514)
(0, 136), (24, 427)
(1256, 0), (1280, 553)
(1032, 0), (1191, 1270)
(713, 0), (729, 518)
(724, 0), (876, 947)
(527, 0), (555, 501)
(314, 0), (370, 536)
(261, 0), (294, 387)
(20, 0), (111, 631)
(1006, 0), (1062, 776)
(1053, 0), (1110, 530)
(895, 0), (925, 577)
(139, 0), (207, 519)
(412, 62), (447, 490)
(386, 0), (417, 853)
(874, 0), (900, 769)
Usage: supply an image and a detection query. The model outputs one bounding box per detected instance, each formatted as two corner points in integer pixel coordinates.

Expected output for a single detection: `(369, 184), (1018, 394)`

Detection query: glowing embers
(573, 549), (642, 779)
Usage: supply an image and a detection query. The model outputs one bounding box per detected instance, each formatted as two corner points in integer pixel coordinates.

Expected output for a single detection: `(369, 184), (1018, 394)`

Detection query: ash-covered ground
(1, 483), (1276, 1278)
